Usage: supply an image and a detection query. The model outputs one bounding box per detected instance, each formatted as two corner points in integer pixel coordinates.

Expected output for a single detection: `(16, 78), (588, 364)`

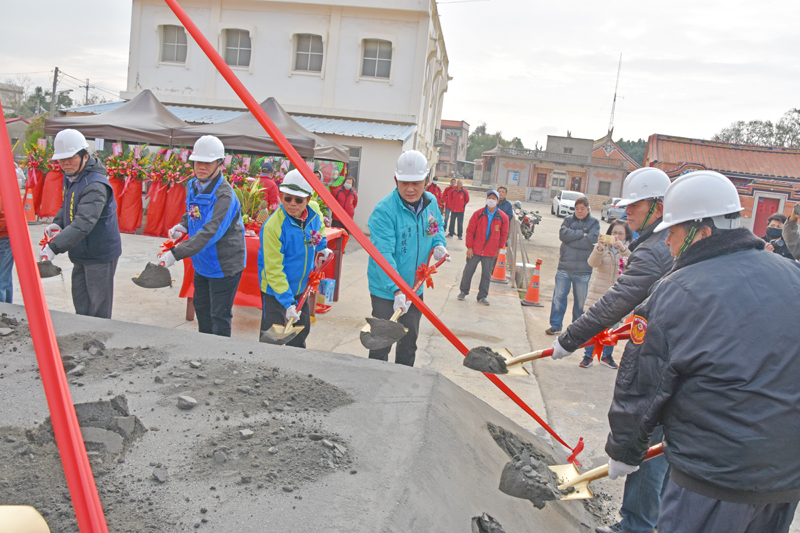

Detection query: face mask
(344, 183), (352, 190)
(486, 199), (497, 209)
(766, 227), (782, 239)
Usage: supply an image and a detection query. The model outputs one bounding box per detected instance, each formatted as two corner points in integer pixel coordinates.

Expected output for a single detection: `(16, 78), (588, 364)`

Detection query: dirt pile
(37, 260), (62, 279)
(463, 347), (508, 374)
(471, 512), (507, 532)
(131, 262), (172, 288)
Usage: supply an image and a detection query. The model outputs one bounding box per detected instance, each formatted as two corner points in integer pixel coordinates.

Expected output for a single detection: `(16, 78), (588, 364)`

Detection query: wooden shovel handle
(557, 443), (664, 490)
(389, 308), (403, 322)
(505, 348), (552, 366)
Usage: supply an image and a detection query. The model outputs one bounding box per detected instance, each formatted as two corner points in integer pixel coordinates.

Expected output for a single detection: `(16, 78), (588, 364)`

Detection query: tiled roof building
(643, 134), (800, 237)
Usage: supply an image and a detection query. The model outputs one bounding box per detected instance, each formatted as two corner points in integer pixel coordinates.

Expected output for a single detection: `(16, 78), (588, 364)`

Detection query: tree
(615, 138), (647, 166)
(2, 75), (32, 117)
(466, 122), (526, 162)
(22, 86), (73, 117)
(712, 109), (800, 148)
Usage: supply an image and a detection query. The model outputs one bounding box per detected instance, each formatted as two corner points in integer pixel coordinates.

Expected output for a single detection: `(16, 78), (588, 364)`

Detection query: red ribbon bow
(415, 263), (438, 289)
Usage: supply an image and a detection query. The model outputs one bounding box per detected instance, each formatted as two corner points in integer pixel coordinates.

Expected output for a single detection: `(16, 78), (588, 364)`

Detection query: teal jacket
(368, 190), (446, 300)
(258, 201), (327, 309)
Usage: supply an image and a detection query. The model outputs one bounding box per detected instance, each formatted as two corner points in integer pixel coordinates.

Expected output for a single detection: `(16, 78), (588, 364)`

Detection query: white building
(122, 0), (450, 230)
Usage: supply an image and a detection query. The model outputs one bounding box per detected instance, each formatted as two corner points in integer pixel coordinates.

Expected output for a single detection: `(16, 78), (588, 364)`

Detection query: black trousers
(193, 271), (242, 337)
(460, 255), (495, 300)
(368, 294), (423, 367)
(260, 292), (312, 348)
(72, 258), (118, 319)
(448, 211), (464, 237)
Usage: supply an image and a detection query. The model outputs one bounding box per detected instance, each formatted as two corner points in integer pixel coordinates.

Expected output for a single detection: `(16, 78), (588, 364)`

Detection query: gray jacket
(783, 218), (800, 260)
(607, 229), (800, 504)
(558, 220), (673, 352)
(557, 214), (600, 273)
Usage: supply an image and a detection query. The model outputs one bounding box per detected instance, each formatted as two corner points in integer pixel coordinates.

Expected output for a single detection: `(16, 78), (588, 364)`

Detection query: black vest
(63, 172), (122, 264)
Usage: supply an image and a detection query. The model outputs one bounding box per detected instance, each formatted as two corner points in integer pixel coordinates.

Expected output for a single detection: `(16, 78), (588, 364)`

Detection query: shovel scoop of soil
(37, 260), (62, 279)
(463, 346), (508, 374)
(360, 317), (408, 350)
(132, 262), (172, 289)
(498, 449), (563, 509)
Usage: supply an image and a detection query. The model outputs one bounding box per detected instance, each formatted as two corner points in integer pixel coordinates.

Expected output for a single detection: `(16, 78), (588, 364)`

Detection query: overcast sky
(3, 0), (798, 147)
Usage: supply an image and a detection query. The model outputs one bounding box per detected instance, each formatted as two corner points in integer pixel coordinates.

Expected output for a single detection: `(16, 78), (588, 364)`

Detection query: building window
(161, 25), (188, 64)
(597, 181), (611, 196)
(536, 173), (547, 188)
(362, 39), (392, 79)
(346, 146), (361, 185)
(295, 34), (323, 73)
(225, 29), (251, 67)
(564, 148), (573, 154)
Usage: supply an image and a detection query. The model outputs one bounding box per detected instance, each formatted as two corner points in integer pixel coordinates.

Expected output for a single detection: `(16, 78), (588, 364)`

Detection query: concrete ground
(12, 196), (800, 531)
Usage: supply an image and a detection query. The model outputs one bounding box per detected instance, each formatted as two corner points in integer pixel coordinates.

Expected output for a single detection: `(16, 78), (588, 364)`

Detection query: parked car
(601, 197), (624, 221)
(552, 190), (586, 217)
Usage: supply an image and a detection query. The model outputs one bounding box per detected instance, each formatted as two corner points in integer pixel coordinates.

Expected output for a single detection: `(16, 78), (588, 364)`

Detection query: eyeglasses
(282, 196), (306, 204)
(611, 231), (627, 237)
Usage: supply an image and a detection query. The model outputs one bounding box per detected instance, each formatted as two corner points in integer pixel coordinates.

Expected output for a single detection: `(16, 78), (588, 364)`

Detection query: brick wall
(586, 193), (612, 211)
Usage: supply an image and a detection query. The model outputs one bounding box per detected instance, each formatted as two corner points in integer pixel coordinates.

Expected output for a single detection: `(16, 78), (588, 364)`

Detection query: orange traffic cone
(521, 259), (545, 307)
(491, 248), (508, 282)
(22, 187), (36, 223)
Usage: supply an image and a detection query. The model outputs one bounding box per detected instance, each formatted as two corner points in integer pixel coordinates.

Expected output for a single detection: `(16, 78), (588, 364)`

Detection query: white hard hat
(189, 135), (225, 162)
(655, 171), (743, 232)
(51, 129), (89, 160)
(395, 150), (429, 182)
(279, 169), (313, 198)
(616, 167), (672, 207)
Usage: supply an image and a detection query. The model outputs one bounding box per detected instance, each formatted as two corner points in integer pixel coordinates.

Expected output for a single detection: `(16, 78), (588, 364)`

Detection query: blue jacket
(258, 201), (328, 309)
(174, 174), (245, 278)
(368, 190), (446, 300)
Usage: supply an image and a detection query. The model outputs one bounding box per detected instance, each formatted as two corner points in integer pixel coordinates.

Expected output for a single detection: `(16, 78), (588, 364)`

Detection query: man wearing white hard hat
(604, 170), (800, 533)
(366, 150), (448, 366)
(258, 169), (331, 348)
(548, 167), (674, 533)
(40, 129), (122, 318)
(166, 135), (245, 337)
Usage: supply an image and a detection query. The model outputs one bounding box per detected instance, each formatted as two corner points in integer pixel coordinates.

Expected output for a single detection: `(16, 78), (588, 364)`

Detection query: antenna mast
(608, 54), (622, 135)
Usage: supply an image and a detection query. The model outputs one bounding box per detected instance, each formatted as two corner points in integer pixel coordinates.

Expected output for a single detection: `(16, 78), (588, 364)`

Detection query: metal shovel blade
(359, 317), (408, 350)
(132, 262), (172, 289)
(259, 324), (305, 346)
(547, 463), (595, 500)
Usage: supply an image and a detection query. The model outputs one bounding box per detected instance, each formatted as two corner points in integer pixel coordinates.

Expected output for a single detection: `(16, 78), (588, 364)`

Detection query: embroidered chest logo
(630, 315), (648, 345)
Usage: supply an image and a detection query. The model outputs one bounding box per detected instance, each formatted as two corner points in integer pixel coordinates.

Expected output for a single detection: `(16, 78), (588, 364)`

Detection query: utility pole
(49, 67), (59, 117)
(607, 54), (622, 136)
(80, 78), (90, 105)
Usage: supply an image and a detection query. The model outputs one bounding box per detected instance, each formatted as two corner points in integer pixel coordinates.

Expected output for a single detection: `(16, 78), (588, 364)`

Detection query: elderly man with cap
(39, 129), (122, 318)
(165, 135), (245, 337)
(258, 169), (332, 348)
(258, 161), (281, 209)
(457, 189), (509, 305)
(604, 171), (800, 533)
(367, 150), (447, 366)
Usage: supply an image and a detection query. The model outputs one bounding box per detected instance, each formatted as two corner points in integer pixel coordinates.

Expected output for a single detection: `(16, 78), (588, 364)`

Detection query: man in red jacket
(330, 176), (358, 230)
(426, 177), (443, 212)
(457, 190), (508, 305)
(447, 179), (470, 239)
(258, 162), (280, 209)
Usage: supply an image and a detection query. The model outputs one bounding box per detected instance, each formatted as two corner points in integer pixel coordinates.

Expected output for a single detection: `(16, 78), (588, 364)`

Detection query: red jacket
(258, 177), (280, 207)
(331, 185), (358, 220)
(443, 186), (455, 208)
(448, 188), (470, 213)
(426, 183), (442, 207)
(466, 208), (509, 257)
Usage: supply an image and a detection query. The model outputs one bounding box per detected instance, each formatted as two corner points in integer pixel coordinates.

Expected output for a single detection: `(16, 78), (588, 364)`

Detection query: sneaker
(458, 236), (463, 240)
(544, 327), (561, 335)
(477, 298), (490, 306)
(595, 524), (623, 533)
(457, 292), (467, 301)
(579, 356), (593, 368)
(446, 234), (454, 238)
(600, 354), (619, 369)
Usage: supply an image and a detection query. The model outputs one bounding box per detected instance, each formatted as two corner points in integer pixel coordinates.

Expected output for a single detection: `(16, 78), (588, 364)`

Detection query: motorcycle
(514, 201), (541, 240)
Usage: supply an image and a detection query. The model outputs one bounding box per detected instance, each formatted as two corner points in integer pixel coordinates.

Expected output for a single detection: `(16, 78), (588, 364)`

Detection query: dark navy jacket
(51, 157), (122, 265)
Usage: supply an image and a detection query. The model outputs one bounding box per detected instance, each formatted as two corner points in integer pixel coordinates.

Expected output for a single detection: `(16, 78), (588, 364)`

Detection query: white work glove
(393, 293), (411, 315)
(608, 458), (640, 480)
(550, 338), (572, 360)
(159, 250), (176, 268)
(433, 245), (450, 262)
(44, 224), (62, 239)
(285, 305), (301, 322)
(39, 244), (55, 262)
(168, 224), (188, 241)
(317, 248), (333, 264)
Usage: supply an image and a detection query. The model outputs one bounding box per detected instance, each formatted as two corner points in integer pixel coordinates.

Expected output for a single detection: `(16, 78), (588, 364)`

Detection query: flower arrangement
(149, 148), (193, 186)
(233, 178), (265, 228)
(425, 211), (440, 237)
(104, 144), (151, 182)
(23, 138), (52, 173)
(305, 230), (323, 247)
